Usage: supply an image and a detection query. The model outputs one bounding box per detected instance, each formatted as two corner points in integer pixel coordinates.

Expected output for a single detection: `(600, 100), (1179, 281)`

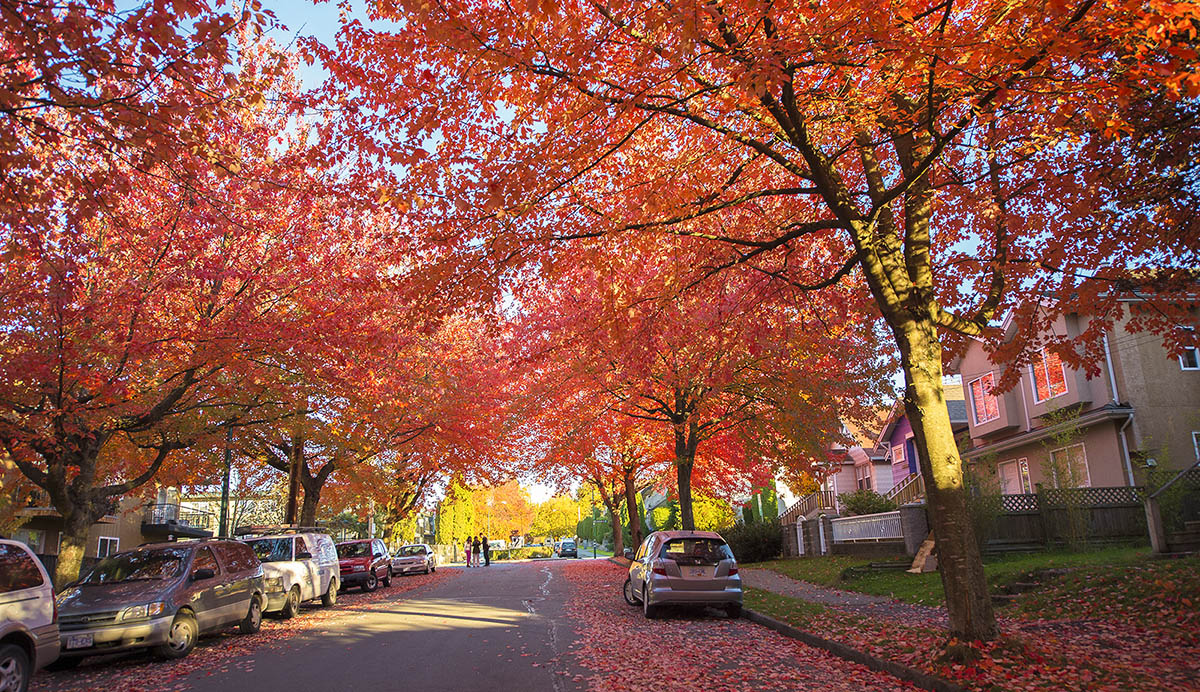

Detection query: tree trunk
(674, 421), (699, 530)
(299, 482), (322, 528)
(285, 438), (302, 524)
(623, 468), (642, 549)
(605, 499), (623, 556)
(896, 318), (997, 640)
(54, 509), (94, 589)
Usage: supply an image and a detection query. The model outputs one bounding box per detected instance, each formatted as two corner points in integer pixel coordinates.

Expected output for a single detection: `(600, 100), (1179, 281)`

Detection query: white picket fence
(829, 510), (903, 543)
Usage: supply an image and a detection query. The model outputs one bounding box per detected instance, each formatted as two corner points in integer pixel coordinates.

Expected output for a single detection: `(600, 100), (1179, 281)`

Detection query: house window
(1181, 348), (1200, 371)
(855, 464), (872, 490)
(97, 537), (119, 558)
(1031, 348), (1069, 403)
(968, 373), (1000, 425)
(1049, 443), (1091, 488)
(891, 444), (905, 468)
(997, 458), (1033, 495)
(1192, 431), (1199, 462)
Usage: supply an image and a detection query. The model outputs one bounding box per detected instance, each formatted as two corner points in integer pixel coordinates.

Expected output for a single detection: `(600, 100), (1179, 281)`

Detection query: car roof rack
(234, 525), (330, 537)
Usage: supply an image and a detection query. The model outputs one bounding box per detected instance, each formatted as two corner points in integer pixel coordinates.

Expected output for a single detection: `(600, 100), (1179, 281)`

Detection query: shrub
(838, 489), (897, 516)
(720, 518), (782, 563)
(494, 546), (553, 561)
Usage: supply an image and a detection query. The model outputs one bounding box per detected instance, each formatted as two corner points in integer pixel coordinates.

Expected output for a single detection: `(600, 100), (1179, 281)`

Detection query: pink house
(948, 305), (1200, 493)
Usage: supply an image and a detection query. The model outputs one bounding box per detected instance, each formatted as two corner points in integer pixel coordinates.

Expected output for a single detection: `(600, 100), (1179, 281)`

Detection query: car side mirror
(191, 568), (216, 581)
(623, 548), (633, 559)
(296, 551), (312, 560)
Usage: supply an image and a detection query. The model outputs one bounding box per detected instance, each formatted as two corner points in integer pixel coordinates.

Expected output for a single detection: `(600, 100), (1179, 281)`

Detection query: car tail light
(728, 567), (739, 576)
(652, 566), (668, 576)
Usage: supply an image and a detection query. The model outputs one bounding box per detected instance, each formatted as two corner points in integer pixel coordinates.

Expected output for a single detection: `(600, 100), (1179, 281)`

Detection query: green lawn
(744, 545), (1154, 606)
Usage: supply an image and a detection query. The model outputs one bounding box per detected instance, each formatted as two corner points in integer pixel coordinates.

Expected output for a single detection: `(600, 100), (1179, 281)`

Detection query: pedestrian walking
(472, 535), (482, 567)
(464, 536), (473, 567)
(482, 535), (491, 567)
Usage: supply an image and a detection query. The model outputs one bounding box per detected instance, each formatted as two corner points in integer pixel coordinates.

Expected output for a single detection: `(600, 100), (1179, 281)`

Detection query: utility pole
(285, 436), (301, 525)
(218, 424), (232, 537)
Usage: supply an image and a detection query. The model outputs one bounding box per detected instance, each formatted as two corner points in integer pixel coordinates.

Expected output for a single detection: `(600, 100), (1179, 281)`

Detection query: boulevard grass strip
(744, 545), (1152, 607)
(743, 585), (1199, 692)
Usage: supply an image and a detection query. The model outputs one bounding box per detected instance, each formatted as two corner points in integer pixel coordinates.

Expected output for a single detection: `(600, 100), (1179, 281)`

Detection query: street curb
(742, 608), (965, 692)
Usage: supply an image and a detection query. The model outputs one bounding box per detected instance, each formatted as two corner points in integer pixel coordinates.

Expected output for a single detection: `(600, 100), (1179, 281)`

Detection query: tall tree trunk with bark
(895, 317), (996, 639)
(673, 420), (700, 530)
(623, 466), (643, 549)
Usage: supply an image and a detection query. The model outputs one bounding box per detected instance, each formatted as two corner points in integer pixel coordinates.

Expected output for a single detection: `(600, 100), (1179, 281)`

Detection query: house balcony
(141, 503), (214, 540)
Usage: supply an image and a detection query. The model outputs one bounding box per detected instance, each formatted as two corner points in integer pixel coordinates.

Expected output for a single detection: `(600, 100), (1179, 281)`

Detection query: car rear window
(0, 544), (44, 592)
(659, 538), (733, 566)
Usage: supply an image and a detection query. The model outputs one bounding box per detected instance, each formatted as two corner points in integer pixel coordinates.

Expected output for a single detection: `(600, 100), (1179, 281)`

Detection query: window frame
(1030, 347), (1069, 403)
(996, 458), (1033, 495)
(97, 536), (119, 558)
(855, 463), (872, 491)
(1180, 347), (1200, 371)
(891, 443), (905, 467)
(1192, 431), (1199, 463)
(968, 372), (1000, 425)
(1048, 443), (1091, 488)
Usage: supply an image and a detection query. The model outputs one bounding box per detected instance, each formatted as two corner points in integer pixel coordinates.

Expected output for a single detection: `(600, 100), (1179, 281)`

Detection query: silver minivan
(0, 539), (59, 689)
(625, 531), (742, 619)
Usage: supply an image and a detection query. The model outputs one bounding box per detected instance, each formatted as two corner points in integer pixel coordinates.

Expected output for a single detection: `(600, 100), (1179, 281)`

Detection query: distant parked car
(0, 539), (59, 687)
(391, 544), (437, 576)
(336, 539), (391, 591)
(243, 531), (339, 617)
(54, 539), (265, 665)
(558, 540), (578, 558)
(625, 531), (741, 619)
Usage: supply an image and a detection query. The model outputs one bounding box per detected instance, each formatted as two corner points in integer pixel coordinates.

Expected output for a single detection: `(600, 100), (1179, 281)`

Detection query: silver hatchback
(625, 531), (742, 619)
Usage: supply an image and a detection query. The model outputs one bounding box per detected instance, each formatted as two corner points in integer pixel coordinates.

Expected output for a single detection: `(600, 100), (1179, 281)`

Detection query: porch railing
(886, 473), (925, 505)
(780, 490), (837, 523)
(830, 510), (903, 542)
(142, 503), (216, 530)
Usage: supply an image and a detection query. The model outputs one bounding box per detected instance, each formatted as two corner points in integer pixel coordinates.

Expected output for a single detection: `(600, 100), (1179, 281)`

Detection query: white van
(0, 539), (59, 688)
(242, 532), (339, 618)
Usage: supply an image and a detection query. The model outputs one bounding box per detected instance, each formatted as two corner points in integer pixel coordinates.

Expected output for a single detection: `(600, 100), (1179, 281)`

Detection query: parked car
(0, 539), (59, 688)
(54, 539), (265, 665)
(336, 539), (391, 591)
(625, 531), (742, 619)
(391, 544), (437, 576)
(558, 540), (578, 558)
(243, 531), (339, 617)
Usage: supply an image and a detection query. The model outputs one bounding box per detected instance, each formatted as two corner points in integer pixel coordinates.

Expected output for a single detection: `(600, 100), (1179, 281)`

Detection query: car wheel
(0, 643), (30, 692)
(240, 596), (263, 634)
(725, 604), (743, 619)
(280, 586), (301, 619)
(321, 579), (338, 606)
(363, 571), (378, 592)
(155, 612), (198, 660)
(642, 585), (658, 619)
(431, 564), (436, 573)
(622, 577), (638, 606)
(382, 568), (392, 588)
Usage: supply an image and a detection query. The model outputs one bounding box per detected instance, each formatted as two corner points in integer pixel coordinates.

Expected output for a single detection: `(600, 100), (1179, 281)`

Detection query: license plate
(66, 633), (93, 650)
(688, 567), (710, 578)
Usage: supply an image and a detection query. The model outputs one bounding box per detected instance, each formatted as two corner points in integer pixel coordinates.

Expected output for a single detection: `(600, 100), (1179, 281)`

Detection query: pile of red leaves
(33, 568), (461, 692)
(558, 560), (918, 692)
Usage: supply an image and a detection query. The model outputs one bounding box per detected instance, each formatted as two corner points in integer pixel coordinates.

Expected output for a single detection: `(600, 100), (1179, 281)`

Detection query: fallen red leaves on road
(33, 568), (461, 692)
(558, 560), (918, 692)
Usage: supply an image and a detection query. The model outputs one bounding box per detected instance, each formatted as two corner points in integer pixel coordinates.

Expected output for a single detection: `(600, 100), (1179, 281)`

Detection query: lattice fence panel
(1042, 486), (1145, 508)
(1001, 494), (1040, 513)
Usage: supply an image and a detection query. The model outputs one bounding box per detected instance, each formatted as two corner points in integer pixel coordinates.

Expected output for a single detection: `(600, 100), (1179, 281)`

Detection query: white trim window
(1031, 348), (1069, 403)
(855, 464), (872, 491)
(997, 458), (1033, 495)
(891, 444), (905, 467)
(1192, 431), (1200, 462)
(1049, 443), (1091, 488)
(968, 373), (1000, 425)
(97, 537), (119, 558)
(1181, 347), (1200, 371)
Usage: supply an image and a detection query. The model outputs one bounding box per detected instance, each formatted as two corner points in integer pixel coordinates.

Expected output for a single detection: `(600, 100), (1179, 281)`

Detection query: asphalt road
(34, 559), (589, 692)
(188, 560), (588, 692)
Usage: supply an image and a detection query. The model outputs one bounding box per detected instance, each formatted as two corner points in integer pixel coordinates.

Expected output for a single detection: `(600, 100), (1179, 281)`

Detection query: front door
(904, 436), (918, 476)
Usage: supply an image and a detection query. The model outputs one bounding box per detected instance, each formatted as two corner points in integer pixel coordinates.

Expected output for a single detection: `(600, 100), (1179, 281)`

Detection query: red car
(336, 539), (392, 592)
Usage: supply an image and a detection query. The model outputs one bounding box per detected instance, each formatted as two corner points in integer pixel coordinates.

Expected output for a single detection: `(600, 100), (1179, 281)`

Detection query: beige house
(949, 305), (1200, 494)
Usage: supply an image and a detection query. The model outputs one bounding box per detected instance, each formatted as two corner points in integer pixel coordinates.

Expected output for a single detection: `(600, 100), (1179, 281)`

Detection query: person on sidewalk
(482, 535), (491, 567)
(464, 536), (473, 567)
(472, 535), (481, 568)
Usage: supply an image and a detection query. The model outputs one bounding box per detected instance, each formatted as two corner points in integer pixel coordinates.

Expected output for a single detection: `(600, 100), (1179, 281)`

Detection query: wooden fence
(981, 485), (1146, 549)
